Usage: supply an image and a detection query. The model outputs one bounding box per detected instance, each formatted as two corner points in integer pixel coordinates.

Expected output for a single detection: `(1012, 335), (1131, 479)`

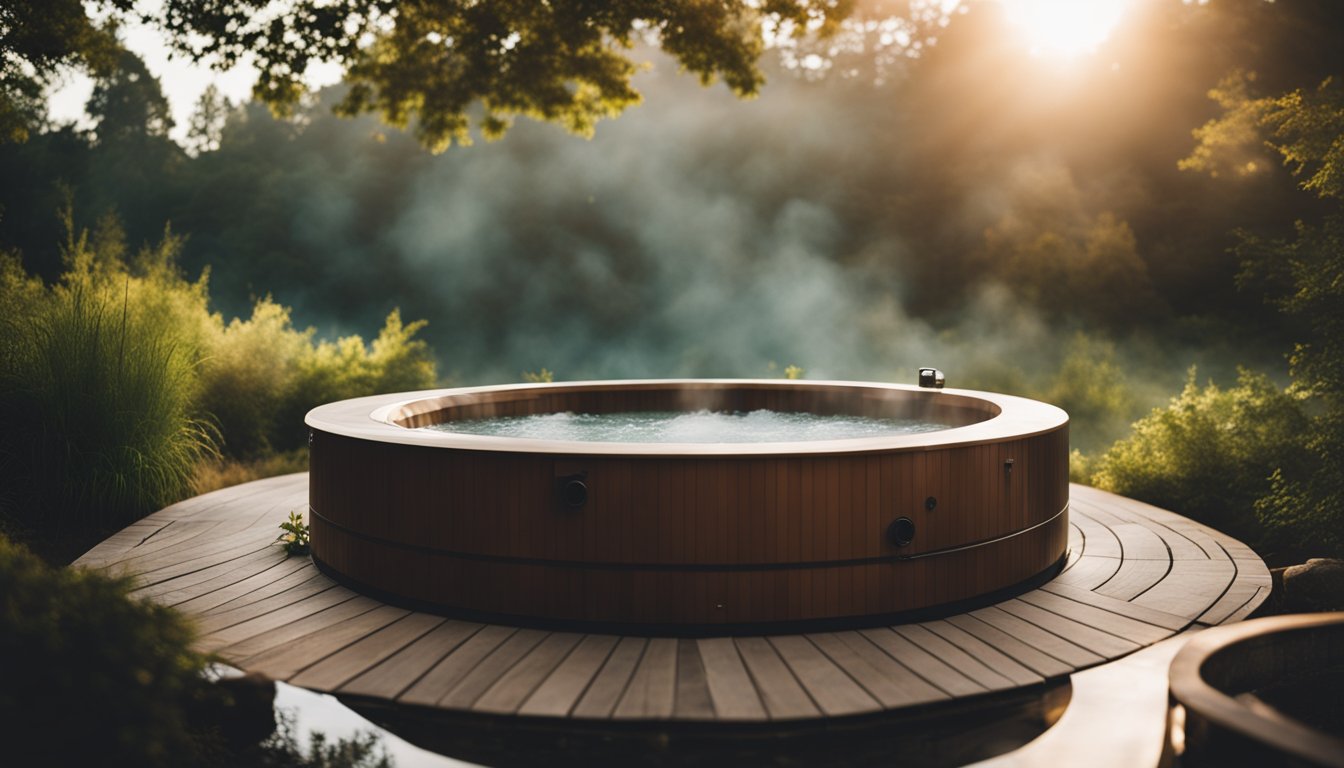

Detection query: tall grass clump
(0, 249), (216, 537)
(0, 207), (437, 554)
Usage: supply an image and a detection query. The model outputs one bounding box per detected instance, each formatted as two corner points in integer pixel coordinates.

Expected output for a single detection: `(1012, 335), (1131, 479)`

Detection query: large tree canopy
(0, 0), (859, 152)
(158, 0), (854, 151)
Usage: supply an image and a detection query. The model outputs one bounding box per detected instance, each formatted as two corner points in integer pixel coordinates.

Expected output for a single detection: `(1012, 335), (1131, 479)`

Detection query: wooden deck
(76, 475), (1269, 726)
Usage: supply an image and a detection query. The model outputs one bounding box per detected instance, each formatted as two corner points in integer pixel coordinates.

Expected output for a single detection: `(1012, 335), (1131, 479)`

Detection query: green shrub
(0, 534), (224, 766)
(1, 212), (437, 548)
(198, 304), (436, 456)
(1090, 368), (1310, 546)
(0, 265), (217, 535)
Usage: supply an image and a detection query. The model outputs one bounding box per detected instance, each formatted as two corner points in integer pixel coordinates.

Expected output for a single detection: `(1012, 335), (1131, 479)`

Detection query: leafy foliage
(258, 709), (393, 768)
(0, 0), (130, 142)
(0, 209), (436, 549)
(0, 533), (224, 766)
(0, 218), (218, 537)
(277, 510), (311, 556)
(149, 0), (852, 152)
(1090, 369), (1309, 547)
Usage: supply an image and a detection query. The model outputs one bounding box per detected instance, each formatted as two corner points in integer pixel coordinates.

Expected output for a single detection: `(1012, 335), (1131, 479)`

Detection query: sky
(45, 0), (1138, 146)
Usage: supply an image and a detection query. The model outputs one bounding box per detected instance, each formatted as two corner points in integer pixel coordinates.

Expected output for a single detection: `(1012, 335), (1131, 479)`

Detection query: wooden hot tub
(305, 379), (1069, 631)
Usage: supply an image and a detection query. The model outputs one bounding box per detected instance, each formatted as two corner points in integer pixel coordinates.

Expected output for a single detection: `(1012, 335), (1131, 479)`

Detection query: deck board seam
(804, 633), (900, 711)
(860, 629), (980, 699)
(133, 539), (282, 588)
(974, 606), (1101, 670)
(156, 553), (303, 607)
(561, 635), (622, 718)
(386, 623), (488, 702)
(605, 636), (651, 719)
(1125, 527), (1176, 602)
(1014, 592), (1175, 645)
(1192, 542), (1245, 627)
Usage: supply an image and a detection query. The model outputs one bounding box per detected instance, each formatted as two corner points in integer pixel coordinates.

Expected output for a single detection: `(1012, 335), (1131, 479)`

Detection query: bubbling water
(423, 409), (947, 443)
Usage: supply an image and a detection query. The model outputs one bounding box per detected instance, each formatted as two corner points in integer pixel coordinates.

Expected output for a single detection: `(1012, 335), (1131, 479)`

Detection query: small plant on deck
(277, 510), (310, 555)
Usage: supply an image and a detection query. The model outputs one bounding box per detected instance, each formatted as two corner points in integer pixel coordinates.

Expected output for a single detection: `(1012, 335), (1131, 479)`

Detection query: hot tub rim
(304, 378), (1068, 458)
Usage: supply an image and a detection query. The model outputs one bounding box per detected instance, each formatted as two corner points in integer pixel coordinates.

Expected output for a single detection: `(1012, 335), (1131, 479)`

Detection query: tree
(87, 47), (175, 144)
(150, 0), (855, 152)
(185, 84), (231, 155)
(0, 0), (130, 142)
(1186, 69), (1344, 553)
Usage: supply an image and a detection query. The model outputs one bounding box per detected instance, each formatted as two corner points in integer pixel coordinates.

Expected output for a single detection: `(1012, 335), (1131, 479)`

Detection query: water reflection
(211, 665), (474, 767)
(213, 665), (1066, 767)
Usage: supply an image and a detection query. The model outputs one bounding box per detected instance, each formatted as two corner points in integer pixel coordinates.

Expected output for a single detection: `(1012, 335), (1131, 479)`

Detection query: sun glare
(998, 0), (1132, 57)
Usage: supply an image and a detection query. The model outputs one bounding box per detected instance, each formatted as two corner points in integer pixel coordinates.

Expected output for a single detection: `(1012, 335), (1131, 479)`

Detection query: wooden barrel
(307, 380), (1069, 631)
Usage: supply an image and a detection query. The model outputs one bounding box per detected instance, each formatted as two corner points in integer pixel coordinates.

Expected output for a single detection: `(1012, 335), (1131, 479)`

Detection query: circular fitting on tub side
(887, 517), (916, 547)
(557, 474), (588, 509)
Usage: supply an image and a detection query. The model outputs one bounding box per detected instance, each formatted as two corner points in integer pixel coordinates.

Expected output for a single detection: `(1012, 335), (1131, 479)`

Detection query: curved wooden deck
(76, 475), (1269, 726)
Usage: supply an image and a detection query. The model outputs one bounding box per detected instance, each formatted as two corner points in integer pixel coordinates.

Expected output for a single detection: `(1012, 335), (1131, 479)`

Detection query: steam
(197, 47), (1281, 451)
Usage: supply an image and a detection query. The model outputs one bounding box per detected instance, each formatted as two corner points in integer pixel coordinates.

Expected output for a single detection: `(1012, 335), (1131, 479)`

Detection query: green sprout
(277, 510), (311, 556)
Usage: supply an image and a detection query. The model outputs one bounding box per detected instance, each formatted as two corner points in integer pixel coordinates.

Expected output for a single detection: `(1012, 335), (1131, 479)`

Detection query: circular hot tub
(305, 379), (1069, 631)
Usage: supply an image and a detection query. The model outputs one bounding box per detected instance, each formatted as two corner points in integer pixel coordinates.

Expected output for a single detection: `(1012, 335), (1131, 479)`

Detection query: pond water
(423, 409), (946, 443)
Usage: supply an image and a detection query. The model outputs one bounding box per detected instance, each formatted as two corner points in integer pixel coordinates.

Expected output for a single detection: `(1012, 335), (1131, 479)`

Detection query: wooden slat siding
(969, 607), (1105, 669)
(474, 633), (585, 714)
(398, 624), (519, 707)
(768, 635), (879, 716)
(309, 384), (1069, 628)
(672, 639), (716, 720)
(518, 635), (620, 717)
(1050, 556), (1122, 591)
(178, 561), (320, 616)
(340, 620), (484, 700)
(920, 620), (1043, 687)
(200, 588), (363, 653)
(806, 632), (947, 708)
(613, 637), (678, 719)
(1016, 591), (1171, 645)
(858, 628), (983, 697)
(891, 624), (1018, 691)
(695, 638), (768, 720)
(734, 637), (821, 719)
(191, 571), (333, 632)
(572, 637), (647, 718)
(995, 601), (1141, 659)
(290, 612), (446, 691)
(1039, 582), (1189, 632)
(1132, 558), (1236, 618)
(241, 604), (409, 680)
(942, 615), (1074, 678)
(1094, 559), (1172, 601)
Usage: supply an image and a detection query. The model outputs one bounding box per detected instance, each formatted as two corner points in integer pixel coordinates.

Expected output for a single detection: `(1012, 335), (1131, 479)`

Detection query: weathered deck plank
(79, 476), (1273, 728)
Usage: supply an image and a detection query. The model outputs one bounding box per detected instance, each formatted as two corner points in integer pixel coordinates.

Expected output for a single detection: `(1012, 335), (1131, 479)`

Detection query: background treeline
(0, 0), (1341, 562)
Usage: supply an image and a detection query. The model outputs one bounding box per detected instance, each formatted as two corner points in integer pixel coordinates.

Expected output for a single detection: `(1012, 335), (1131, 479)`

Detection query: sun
(997, 0), (1133, 57)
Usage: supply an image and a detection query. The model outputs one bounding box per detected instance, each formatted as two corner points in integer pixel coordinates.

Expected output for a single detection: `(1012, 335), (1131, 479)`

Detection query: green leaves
(154, 0), (852, 152)
(277, 509), (310, 556)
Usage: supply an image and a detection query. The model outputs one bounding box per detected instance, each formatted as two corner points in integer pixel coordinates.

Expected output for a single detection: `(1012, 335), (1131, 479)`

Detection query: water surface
(424, 409), (945, 443)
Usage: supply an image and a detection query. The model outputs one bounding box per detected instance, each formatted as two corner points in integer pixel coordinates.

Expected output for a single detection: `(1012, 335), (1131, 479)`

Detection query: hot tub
(305, 379), (1069, 631)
